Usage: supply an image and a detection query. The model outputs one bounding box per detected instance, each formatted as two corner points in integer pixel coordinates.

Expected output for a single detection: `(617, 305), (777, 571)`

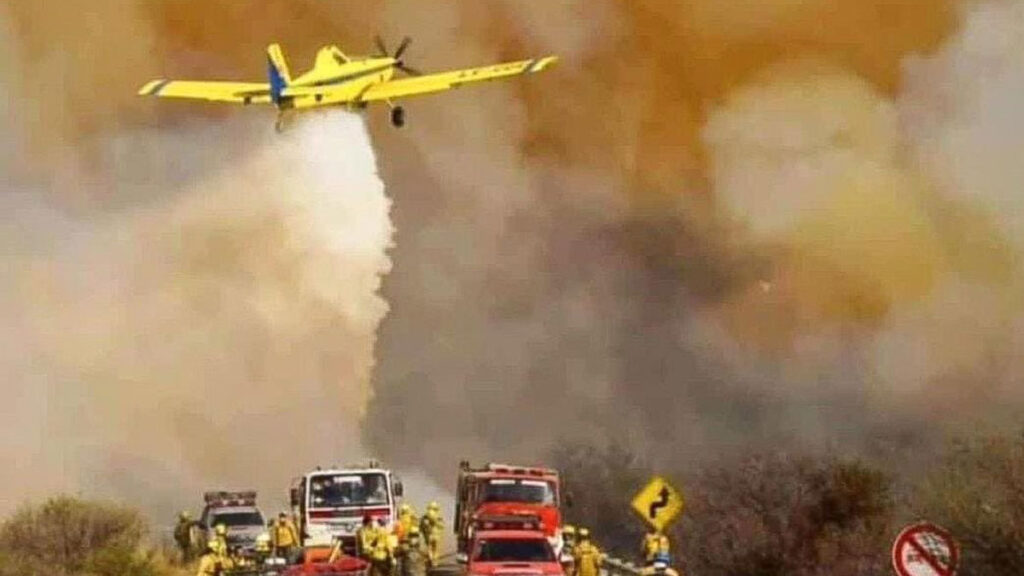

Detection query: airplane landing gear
(391, 106), (406, 128)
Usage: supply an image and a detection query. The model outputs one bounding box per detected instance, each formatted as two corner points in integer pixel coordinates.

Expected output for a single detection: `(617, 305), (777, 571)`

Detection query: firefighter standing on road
(642, 531), (671, 566)
(419, 502), (444, 567)
(561, 525), (578, 576)
(212, 523), (229, 559)
(368, 517), (396, 576)
(573, 529), (604, 576)
(271, 512), (301, 563)
(196, 539), (223, 576)
(395, 504), (417, 542)
(335, 514), (375, 563)
(397, 525), (428, 576)
(562, 525), (577, 554)
(355, 514), (380, 560)
(174, 511), (198, 563)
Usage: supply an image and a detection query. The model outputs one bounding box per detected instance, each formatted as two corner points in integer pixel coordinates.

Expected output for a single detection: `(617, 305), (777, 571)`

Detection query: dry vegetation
(554, 432), (1024, 576)
(0, 496), (185, 576)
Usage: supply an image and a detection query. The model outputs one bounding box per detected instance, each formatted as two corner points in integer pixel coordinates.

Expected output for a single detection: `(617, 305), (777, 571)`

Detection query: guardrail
(602, 555), (643, 576)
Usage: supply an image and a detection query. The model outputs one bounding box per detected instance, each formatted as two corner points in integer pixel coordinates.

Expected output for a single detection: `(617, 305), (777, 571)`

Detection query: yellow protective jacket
(396, 513), (418, 541)
(272, 519), (300, 548)
(357, 525), (381, 559)
(574, 541), (603, 576)
(643, 533), (670, 562)
(195, 553), (221, 576)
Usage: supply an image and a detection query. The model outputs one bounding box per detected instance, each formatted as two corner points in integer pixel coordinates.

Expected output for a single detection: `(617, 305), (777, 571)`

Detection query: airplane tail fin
(267, 43), (292, 105)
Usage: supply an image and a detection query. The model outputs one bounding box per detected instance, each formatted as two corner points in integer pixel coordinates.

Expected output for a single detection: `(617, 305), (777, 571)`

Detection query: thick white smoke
(1, 107), (393, 518)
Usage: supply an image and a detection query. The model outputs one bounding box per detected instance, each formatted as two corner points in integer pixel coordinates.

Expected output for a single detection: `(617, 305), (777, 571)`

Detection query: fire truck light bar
(204, 490), (257, 507)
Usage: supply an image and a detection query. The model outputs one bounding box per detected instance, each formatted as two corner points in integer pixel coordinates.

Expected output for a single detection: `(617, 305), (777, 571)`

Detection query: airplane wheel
(391, 106), (406, 128)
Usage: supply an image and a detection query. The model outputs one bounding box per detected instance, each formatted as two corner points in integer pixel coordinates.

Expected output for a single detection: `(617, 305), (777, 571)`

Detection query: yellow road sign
(631, 476), (684, 532)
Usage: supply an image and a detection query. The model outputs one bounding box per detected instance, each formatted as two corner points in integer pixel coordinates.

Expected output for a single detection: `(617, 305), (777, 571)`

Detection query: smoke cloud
(2, 0), (393, 519)
(366, 0), (1024, 479)
(4, 0), (1024, 520)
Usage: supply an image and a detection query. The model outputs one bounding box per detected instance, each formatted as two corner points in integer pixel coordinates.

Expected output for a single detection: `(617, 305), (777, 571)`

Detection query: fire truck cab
(457, 515), (566, 576)
(290, 462), (403, 552)
(455, 462), (564, 555)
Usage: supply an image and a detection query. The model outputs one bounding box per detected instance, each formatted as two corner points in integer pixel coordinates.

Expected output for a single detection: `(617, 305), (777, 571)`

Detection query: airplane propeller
(374, 35), (423, 77)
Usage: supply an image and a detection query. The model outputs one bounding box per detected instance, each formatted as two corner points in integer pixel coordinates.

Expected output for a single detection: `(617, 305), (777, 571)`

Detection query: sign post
(892, 522), (959, 576)
(630, 476), (685, 533)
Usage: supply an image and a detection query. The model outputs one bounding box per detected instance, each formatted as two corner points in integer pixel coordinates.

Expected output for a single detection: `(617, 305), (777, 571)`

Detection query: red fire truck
(454, 462), (565, 555)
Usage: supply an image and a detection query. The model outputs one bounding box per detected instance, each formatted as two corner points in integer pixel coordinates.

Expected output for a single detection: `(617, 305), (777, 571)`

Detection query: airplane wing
(138, 80), (272, 104)
(360, 56), (558, 102)
(280, 56), (557, 104)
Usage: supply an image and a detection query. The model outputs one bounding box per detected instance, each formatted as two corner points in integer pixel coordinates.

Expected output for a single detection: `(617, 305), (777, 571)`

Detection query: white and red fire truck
(290, 462), (404, 552)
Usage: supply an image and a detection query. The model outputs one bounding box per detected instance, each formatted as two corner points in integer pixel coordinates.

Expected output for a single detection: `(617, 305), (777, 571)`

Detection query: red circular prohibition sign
(892, 522), (959, 576)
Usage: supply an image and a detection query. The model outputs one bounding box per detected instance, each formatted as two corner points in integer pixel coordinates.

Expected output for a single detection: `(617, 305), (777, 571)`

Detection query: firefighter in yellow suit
(419, 502), (444, 567)
(642, 531), (670, 565)
(354, 515), (380, 560)
(196, 539), (223, 576)
(573, 529), (604, 576)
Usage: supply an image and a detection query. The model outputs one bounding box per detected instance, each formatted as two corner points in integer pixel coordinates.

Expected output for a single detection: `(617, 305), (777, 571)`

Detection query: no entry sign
(892, 522), (959, 576)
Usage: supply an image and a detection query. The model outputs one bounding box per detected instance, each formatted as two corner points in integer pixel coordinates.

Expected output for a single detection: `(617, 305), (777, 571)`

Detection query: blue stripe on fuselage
(268, 57), (287, 105)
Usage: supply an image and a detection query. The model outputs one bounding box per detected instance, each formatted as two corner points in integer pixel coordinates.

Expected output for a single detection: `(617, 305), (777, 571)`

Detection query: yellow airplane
(139, 37), (557, 131)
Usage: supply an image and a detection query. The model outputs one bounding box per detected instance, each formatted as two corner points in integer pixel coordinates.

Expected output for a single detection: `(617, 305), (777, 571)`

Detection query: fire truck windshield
(473, 538), (556, 562)
(210, 511), (264, 527)
(483, 479), (556, 505)
(309, 473), (389, 508)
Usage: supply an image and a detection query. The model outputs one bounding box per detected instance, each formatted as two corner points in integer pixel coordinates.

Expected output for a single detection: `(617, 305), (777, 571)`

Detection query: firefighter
(395, 504), (417, 542)
(271, 512), (301, 563)
(561, 525), (578, 576)
(642, 531), (670, 566)
(419, 502), (444, 567)
(381, 517), (400, 576)
(356, 514), (380, 560)
(563, 524), (578, 554)
(212, 523), (229, 559)
(254, 532), (272, 565)
(367, 518), (395, 576)
(573, 528), (604, 576)
(174, 511), (197, 563)
(196, 539), (223, 576)
(397, 525), (428, 576)
(640, 553), (680, 576)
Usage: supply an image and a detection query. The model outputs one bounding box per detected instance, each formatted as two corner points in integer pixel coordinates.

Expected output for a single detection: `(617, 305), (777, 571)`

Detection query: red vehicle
(282, 548), (367, 576)
(455, 462), (565, 554)
(457, 516), (566, 576)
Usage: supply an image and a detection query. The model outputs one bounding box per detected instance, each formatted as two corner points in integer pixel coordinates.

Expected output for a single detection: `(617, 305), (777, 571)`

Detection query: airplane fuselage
(280, 56), (398, 110)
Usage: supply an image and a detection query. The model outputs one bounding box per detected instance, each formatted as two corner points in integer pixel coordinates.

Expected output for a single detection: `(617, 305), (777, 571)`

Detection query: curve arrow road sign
(631, 476), (684, 532)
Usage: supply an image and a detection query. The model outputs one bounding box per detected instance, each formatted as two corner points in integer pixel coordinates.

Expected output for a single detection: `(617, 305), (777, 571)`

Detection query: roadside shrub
(0, 495), (168, 576)
(679, 453), (894, 576)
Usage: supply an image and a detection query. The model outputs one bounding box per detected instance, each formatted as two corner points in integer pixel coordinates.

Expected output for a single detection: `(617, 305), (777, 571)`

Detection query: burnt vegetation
(554, 432), (1024, 576)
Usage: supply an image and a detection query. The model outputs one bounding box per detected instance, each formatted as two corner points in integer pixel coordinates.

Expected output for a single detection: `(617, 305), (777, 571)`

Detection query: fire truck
(456, 515), (566, 576)
(455, 462), (565, 555)
(289, 462), (403, 552)
(199, 490), (267, 555)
